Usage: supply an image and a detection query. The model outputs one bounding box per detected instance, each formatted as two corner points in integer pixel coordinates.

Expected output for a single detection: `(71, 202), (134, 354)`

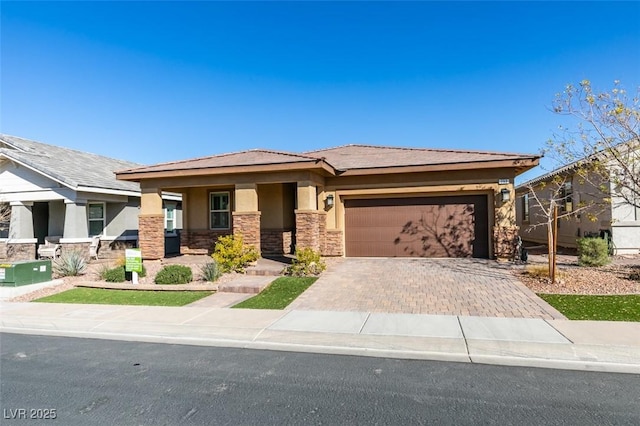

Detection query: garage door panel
(345, 196), (489, 258)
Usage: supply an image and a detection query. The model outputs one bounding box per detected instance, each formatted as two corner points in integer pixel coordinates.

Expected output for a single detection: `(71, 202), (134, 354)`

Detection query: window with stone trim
(210, 192), (230, 230)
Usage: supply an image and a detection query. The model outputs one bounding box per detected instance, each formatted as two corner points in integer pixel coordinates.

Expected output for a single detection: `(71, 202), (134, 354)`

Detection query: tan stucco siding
(183, 187), (234, 231)
(258, 183), (285, 228)
(516, 172), (613, 248)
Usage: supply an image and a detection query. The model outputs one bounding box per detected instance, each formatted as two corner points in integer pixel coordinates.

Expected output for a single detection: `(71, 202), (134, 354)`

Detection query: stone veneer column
(139, 214), (165, 260)
(5, 202), (37, 260)
(493, 225), (519, 261)
(139, 187), (164, 260)
(233, 212), (261, 252)
(295, 210), (326, 252)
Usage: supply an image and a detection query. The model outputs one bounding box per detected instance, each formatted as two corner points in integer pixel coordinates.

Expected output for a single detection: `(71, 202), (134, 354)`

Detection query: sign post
(125, 248), (143, 284)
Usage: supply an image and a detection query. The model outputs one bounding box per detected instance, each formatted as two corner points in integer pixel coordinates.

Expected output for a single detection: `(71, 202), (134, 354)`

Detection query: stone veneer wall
(324, 230), (344, 256)
(260, 229), (294, 255)
(493, 225), (519, 260)
(139, 214), (165, 260)
(0, 242), (36, 261)
(295, 210), (326, 252)
(180, 230), (231, 255)
(61, 242), (92, 260)
(233, 212), (261, 253)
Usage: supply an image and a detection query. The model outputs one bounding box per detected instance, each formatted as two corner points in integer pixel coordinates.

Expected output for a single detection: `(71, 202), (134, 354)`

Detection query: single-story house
(115, 144), (539, 260)
(515, 147), (640, 255)
(0, 134), (182, 261)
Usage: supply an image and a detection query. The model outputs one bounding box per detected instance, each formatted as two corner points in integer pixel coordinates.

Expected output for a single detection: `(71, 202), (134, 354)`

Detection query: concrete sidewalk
(1, 301), (639, 374)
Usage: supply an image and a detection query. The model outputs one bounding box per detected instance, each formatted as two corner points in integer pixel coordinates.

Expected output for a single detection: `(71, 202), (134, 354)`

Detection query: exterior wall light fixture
(500, 188), (511, 202)
(325, 194), (335, 208)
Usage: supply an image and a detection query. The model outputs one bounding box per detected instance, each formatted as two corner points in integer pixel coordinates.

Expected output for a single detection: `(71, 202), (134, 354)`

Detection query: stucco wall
(516, 172), (613, 248)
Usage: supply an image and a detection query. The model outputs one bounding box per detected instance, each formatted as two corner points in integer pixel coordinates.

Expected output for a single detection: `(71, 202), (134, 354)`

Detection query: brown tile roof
(117, 149), (322, 174)
(305, 144), (539, 171)
(116, 144), (539, 179)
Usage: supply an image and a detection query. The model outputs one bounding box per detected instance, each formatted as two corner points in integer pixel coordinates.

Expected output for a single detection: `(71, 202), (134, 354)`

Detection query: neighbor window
(522, 194), (530, 222)
(165, 205), (175, 232)
(560, 181), (573, 212)
(210, 192), (230, 229)
(88, 202), (105, 236)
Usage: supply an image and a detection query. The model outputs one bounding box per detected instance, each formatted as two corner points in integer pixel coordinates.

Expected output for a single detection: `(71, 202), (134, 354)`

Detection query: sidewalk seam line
(544, 318), (574, 344)
(358, 312), (371, 334)
(456, 316), (472, 363)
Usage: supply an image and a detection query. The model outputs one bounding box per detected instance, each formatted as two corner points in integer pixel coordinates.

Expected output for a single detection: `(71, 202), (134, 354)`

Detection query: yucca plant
(200, 261), (222, 282)
(53, 250), (87, 277)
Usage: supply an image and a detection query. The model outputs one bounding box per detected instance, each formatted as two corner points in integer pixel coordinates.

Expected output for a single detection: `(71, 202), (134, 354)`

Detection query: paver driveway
(287, 258), (564, 320)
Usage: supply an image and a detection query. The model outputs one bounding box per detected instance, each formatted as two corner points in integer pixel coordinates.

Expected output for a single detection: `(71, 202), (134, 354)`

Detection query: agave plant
(53, 250), (88, 277)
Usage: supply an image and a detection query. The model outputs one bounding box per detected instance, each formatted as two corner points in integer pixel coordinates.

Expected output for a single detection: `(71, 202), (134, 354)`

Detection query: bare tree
(547, 80), (639, 209)
(0, 202), (10, 235)
(521, 80), (638, 282)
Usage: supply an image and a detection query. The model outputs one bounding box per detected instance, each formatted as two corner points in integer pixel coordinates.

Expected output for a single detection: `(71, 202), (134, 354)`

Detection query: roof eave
(337, 158), (540, 176)
(116, 160), (337, 182)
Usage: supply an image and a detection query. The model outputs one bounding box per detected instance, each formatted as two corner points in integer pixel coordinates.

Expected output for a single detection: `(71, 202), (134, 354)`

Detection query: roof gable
(0, 134), (141, 194)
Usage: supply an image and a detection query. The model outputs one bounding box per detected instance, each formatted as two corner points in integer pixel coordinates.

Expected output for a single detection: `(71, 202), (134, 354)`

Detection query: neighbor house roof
(117, 144), (540, 180)
(0, 134), (142, 195)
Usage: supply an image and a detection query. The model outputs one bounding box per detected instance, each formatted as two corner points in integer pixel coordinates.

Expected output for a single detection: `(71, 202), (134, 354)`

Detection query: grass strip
(232, 276), (317, 310)
(538, 293), (640, 321)
(34, 288), (214, 307)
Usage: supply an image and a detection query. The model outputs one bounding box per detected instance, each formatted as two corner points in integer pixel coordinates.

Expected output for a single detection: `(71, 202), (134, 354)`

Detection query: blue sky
(2, 1), (639, 183)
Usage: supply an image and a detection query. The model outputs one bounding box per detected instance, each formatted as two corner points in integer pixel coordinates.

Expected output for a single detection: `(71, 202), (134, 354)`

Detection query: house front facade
(516, 166), (640, 255)
(116, 145), (539, 261)
(0, 135), (182, 261)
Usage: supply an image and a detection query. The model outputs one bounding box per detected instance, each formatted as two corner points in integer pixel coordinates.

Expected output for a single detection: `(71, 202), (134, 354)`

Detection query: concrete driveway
(288, 258), (565, 320)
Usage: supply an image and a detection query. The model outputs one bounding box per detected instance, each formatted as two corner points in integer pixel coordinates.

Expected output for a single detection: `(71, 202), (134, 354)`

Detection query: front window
(522, 194), (530, 222)
(165, 205), (175, 232)
(561, 181), (573, 212)
(210, 192), (230, 229)
(88, 203), (105, 236)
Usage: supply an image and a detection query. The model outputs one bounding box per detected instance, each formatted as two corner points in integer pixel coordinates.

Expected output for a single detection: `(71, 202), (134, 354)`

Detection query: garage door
(344, 195), (489, 258)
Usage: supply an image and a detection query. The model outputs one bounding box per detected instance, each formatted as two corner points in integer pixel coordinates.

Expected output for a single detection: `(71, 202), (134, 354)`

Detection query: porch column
(6, 201), (37, 260)
(233, 183), (261, 252)
(295, 181), (326, 252)
(493, 184), (518, 260)
(62, 200), (89, 239)
(139, 187), (165, 260)
(9, 201), (35, 240)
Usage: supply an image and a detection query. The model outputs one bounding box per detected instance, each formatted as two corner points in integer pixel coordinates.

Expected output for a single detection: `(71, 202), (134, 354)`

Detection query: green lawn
(538, 294), (640, 321)
(232, 276), (317, 310)
(34, 288), (214, 306)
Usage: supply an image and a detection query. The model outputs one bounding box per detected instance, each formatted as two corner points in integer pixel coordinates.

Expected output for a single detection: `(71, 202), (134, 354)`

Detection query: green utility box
(0, 260), (53, 287)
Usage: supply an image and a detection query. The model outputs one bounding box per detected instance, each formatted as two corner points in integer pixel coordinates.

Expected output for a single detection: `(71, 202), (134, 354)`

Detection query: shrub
(53, 250), (87, 277)
(101, 265), (125, 282)
(286, 248), (326, 277)
(523, 264), (567, 281)
(629, 267), (640, 282)
(200, 261), (223, 282)
(154, 265), (193, 285)
(212, 234), (259, 273)
(99, 264), (147, 283)
(577, 237), (611, 267)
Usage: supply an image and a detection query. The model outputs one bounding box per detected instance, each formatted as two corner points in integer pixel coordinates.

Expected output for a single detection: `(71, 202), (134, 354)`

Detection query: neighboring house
(515, 153), (640, 255)
(115, 145), (539, 261)
(0, 134), (182, 261)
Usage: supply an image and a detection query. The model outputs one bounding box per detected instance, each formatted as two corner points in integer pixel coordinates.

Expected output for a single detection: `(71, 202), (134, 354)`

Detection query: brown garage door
(344, 195), (489, 258)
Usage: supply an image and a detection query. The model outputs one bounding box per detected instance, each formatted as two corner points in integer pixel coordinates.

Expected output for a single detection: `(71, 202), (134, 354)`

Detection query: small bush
(212, 234), (259, 273)
(200, 261), (223, 282)
(523, 264), (567, 281)
(102, 266), (125, 282)
(154, 265), (193, 285)
(577, 237), (611, 267)
(629, 267), (640, 282)
(99, 264), (147, 283)
(286, 248), (326, 277)
(53, 250), (87, 277)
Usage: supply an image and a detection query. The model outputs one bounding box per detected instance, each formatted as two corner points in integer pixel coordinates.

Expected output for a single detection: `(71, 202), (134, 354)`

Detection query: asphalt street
(1, 333), (639, 425)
